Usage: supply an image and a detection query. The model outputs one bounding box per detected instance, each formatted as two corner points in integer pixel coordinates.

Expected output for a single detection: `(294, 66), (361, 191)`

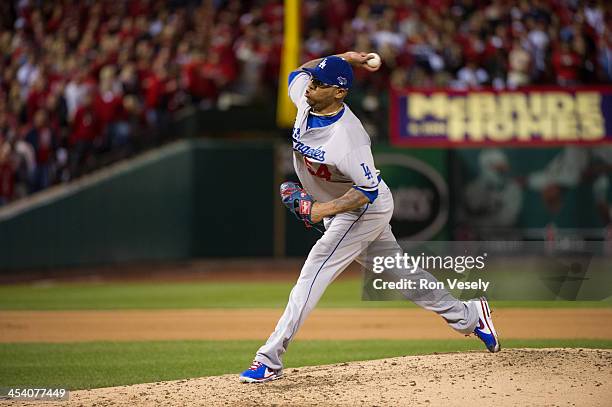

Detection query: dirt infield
(1, 308), (611, 342)
(5, 348), (611, 407)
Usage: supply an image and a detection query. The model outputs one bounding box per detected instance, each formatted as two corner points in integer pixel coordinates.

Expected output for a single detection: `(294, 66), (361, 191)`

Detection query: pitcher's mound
(28, 348), (612, 406)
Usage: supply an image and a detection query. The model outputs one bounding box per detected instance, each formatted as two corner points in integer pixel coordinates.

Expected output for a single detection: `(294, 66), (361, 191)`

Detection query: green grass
(0, 339), (610, 390)
(0, 280), (610, 310)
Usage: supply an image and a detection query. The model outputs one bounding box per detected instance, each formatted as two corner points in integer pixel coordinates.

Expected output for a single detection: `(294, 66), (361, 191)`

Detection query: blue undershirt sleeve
(353, 186), (379, 203)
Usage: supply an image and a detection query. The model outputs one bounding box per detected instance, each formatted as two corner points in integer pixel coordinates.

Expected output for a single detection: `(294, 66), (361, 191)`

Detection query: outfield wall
(0, 140), (275, 270)
(2, 135), (609, 270)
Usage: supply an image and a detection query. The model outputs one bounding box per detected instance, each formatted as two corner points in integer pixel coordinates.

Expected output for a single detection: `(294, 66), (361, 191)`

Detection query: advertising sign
(390, 88), (612, 147)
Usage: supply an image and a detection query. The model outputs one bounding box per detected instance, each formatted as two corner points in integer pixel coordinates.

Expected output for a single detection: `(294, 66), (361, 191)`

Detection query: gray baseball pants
(255, 182), (479, 371)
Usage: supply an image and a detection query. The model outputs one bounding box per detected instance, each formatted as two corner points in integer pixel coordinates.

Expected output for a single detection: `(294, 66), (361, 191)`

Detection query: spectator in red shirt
(26, 76), (48, 120)
(0, 133), (15, 205)
(261, 0), (283, 27)
(69, 92), (100, 178)
(552, 41), (581, 85)
(95, 66), (124, 151)
(70, 92), (100, 146)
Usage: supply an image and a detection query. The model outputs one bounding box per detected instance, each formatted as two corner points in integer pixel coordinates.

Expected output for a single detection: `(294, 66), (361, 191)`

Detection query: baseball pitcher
(240, 52), (500, 383)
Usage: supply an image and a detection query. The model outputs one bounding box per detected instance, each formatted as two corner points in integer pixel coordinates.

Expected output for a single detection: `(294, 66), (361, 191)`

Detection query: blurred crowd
(0, 0), (611, 205)
(333, 0), (612, 90)
(0, 0), (285, 205)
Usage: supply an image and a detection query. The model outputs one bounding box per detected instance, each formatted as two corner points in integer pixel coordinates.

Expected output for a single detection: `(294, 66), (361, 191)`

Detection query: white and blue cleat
(472, 297), (501, 353)
(239, 360), (282, 383)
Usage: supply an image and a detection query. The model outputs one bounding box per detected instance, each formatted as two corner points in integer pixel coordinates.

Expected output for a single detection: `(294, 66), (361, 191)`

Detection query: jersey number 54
(304, 157), (331, 181)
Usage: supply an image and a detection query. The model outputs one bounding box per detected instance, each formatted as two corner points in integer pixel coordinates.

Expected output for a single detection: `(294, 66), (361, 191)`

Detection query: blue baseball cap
(302, 56), (353, 89)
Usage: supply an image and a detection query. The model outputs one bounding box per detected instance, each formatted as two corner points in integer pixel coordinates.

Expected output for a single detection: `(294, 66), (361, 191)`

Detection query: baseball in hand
(366, 53), (382, 68)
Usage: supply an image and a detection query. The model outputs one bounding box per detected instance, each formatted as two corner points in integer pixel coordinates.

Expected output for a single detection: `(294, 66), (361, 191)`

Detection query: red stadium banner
(389, 87), (612, 147)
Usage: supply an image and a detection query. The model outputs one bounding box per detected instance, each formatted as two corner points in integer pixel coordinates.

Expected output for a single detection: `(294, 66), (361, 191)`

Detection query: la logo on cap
(318, 59), (327, 69)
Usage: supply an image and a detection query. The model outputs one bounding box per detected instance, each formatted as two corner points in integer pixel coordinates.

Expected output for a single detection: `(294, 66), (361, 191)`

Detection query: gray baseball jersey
(254, 67), (479, 371)
(289, 70), (379, 203)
